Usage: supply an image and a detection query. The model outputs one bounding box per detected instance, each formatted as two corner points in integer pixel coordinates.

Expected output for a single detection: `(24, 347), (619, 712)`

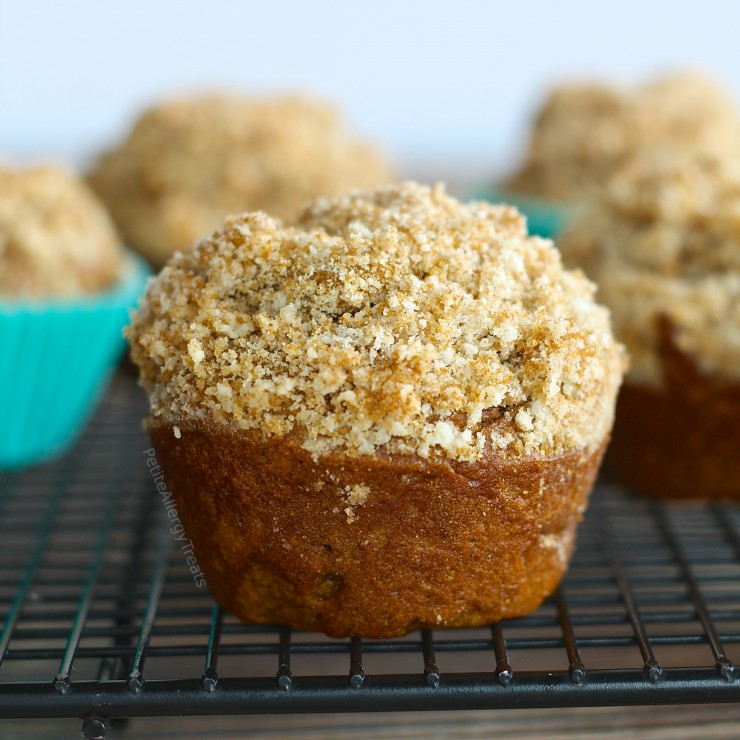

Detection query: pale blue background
(2, 0), (739, 180)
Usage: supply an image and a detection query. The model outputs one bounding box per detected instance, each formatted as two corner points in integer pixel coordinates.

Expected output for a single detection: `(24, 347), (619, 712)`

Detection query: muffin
(559, 151), (740, 499)
(0, 165), (149, 468)
(505, 73), (740, 204)
(128, 182), (624, 638)
(88, 94), (393, 267)
(0, 166), (126, 297)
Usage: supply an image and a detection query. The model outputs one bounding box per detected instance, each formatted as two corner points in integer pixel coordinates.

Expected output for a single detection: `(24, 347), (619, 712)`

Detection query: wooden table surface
(2, 703), (740, 739)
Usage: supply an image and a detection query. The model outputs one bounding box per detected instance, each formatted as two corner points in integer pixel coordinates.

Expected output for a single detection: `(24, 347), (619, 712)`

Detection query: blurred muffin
(89, 94), (393, 267)
(128, 182), (624, 638)
(0, 165), (149, 468)
(0, 166), (125, 297)
(559, 151), (740, 498)
(505, 73), (740, 203)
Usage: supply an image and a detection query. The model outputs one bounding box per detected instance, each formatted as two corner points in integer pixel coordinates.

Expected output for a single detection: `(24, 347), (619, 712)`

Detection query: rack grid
(1, 373), (739, 738)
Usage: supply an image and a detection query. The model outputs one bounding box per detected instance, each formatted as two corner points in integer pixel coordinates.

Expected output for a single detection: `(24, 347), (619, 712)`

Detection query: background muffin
(559, 151), (740, 498)
(505, 73), (740, 203)
(0, 166), (125, 298)
(128, 182), (624, 638)
(0, 165), (149, 468)
(88, 94), (394, 267)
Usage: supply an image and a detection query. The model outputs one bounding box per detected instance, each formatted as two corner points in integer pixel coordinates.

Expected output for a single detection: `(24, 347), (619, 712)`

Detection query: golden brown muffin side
(151, 421), (608, 638)
(609, 318), (740, 499)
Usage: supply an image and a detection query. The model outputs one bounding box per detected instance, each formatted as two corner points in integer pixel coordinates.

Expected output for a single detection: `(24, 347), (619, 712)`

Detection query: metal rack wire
(1, 373), (739, 738)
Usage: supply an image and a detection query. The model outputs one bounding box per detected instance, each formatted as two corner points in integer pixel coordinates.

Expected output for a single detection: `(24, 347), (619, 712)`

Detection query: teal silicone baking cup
(472, 188), (573, 240)
(0, 253), (150, 469)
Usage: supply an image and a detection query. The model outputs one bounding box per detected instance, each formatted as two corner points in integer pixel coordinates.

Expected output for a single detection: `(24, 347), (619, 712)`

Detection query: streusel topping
(559, 151), (740, 384)
(128, 182), (624, 461)
(0, 166), (126, 299)
(89, 94), (393, 267)
(506, 73), (740, 202)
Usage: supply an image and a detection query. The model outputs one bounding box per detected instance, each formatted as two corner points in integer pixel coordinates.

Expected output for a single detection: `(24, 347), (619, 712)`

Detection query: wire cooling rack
(1, 373), (739, 739)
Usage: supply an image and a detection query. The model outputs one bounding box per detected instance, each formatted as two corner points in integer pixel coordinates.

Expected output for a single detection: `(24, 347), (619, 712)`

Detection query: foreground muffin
(505, 73), (740, 203)
(128, 182), (624, 638)
(0, 165), (149, 468)
(89, 94), (393, 267)
(559, 152), (740, 499)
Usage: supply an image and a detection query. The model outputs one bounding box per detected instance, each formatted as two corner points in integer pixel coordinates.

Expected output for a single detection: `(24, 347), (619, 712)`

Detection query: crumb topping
(128, 182), (624, 461)
(0, 166), (126, 299)
(506, 73), (740, 202)
(559, 151), (740, 384)
(89, 94), (393, 267)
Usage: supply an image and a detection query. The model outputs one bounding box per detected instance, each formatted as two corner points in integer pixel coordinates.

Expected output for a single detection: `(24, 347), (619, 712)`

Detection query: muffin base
(609, 318), (740, 499)
(151, 424), (607, 638)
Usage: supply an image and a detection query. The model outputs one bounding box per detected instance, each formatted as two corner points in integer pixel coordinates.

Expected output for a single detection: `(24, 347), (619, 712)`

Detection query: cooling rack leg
(81, 714), (108, 739)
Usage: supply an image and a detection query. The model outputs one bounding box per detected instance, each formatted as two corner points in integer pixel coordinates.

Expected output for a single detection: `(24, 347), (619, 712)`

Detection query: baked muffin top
(88, 94), (393, 267)
(0, 166), (126, 299)
(505, 73), (740, 202)
(128, 182), (624, 462)
(559, 151), (740, 384)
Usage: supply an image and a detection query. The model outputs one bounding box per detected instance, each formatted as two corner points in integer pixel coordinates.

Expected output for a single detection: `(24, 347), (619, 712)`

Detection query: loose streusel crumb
(0, 166), (126, 299)
(539, 533), (569, 565)
(506, 73), (740, 202)
(128, 182), (624, 461)
(89, 94), (393, 267)
(559, 151), (740, 384)
(342, 484), (370, 523)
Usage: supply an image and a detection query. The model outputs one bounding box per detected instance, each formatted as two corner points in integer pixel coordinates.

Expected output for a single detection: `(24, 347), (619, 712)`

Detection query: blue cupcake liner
(471, 187), (573, 240)
(0, 253), (151, 469)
